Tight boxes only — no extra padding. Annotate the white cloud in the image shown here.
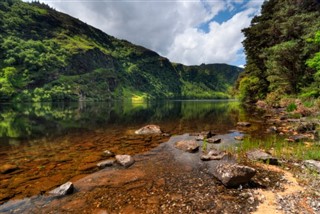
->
[25,0,264,66]
[167,7,260,65]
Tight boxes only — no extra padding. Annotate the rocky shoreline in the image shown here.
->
[1,120,319,213]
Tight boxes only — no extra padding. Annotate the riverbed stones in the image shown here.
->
[97,159,115,169]
[267,126,278,133]
[234,136,244,141]
[286,135,309,142]
[212,163,256,187]
[201,150,227,161]
[115,155,135,167]
[296,122,316,133]
[191,131,214,141]
[135,125,162,135]
[246,150,279,165]
[207,138,221,144]
[174,140,199,153]
[304,160,320,173]
[49,181,74,196]
[237,122,251,127]
[102,150,115,158]
[0,164,19,174]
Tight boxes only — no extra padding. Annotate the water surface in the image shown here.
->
[0,100,265,203]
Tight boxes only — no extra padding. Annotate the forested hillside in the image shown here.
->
[238,0,320,104]
[0,0,242,102]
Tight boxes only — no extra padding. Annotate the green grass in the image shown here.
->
[202,138,208,152]
[226,136,320,161]
[286,103,297,112]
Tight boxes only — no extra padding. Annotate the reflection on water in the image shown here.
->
[0,100,246,145]
[0,100,263,203]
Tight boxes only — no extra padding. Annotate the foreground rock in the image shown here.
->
[174,140,199,153]
[97,160,115,169]
[135,125,162,135]
[49,182,74,196]
[304,160,320,173]
[247,150,279,165]
[201,150,228,161]
[115,155,135,167]
[212,163,256,187]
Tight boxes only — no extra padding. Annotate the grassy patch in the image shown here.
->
[286,103,297,112]
[226,136,320,161]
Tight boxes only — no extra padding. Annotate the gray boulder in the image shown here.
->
[115,155,135,167]
[49,182,74,196]
[212,163,256,187]
[174,140,199,153]
[135,125,162,135]
[246,150,279,165]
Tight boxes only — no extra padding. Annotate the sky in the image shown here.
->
[25,0,265,67]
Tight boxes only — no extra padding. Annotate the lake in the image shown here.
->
[0,100,267,204]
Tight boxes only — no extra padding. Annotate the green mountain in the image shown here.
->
[0,0,242,102]
[237,0,320,103]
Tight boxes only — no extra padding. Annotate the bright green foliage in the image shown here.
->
[0,0,243,102]
[239,0,320,102]
[286,103,297,112]
[304,31,320,97]
[238,76,260,102]
[265,41,304,94]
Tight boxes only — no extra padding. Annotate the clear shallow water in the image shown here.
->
[0,100,265,203]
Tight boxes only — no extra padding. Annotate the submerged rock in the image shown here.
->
[97,159,115,169]
[304,160,320,173]
[102,150,115,158]
[116,155,135,167]
[135,125,162,135]
[49,182,74,196]
[0,164,19,174]
[174,140,199,153]
[246,150,279,165]
[237,122,251,127]
[212,163,256,187]
[201,150,228,161]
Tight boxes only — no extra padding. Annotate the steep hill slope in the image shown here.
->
[0,0,242,102]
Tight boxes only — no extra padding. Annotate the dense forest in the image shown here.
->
[238,0,320,104]
[0,0,242,102]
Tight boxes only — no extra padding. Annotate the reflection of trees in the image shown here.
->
[0,101,245,142]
